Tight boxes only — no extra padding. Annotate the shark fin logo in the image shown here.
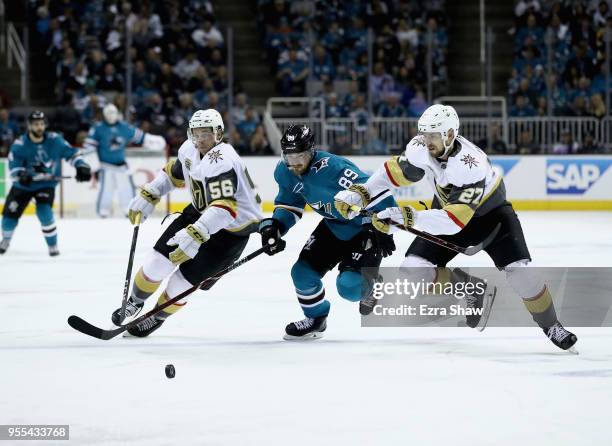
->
[311,157,330,173]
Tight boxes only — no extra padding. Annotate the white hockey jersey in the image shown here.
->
[366,135,505,235]
[164,140,263,236]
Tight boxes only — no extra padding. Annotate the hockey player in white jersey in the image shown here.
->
[334,104,578,351]
[112,109,263,337]
[84,103,166,218]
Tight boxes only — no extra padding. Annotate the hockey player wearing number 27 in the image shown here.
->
[112,109,262,337]
[259,124,397,340]
[334,104,578,352]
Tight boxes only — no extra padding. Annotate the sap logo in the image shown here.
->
[491,158,519,176]
[546,159,612,194]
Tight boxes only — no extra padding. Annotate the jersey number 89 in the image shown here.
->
[338,169,358,189]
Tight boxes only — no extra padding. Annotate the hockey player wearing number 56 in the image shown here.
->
[259,124,397,340]
[334,104,578,352]
[111,109,262,337]
[84,104,167,218]
[0,111,91,256]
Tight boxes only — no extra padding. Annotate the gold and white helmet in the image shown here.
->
[418,104,460,154]
[188,109,224,144]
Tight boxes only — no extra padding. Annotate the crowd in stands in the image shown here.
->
[26,0,271,155]
[3,1,612,158]
[257,0,448,123]
[509,0,611,119]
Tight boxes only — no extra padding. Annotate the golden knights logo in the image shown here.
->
[207,149,223,164]
[461,154,478,169]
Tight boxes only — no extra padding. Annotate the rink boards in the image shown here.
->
[1,154,612,215]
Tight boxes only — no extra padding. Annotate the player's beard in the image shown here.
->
[30,129,44,141]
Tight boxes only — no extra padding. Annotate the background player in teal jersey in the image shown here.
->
[0,111,91,256]
[259,124,396,340]
[84,104,166,218]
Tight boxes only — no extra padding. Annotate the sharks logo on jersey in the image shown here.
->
[311,157,330,173]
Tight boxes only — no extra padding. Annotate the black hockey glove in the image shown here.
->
[363,223,396,258]
[75,164,92,182]
[259,218,286,256]
[18,170,33,187]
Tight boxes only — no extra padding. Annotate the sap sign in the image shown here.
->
[546,159,612,194]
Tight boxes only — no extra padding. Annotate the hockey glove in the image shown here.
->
[258,218,286,256]
[75,164,92,182]
[372,206,415,234]
[128,184,161,224]
[334,184,371,219]
[18,171,33,187]
[362,224,396,258]
[167,222,210,265]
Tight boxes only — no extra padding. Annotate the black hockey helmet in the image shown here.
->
[280,124,316,174]
[28,110,46,123]
[280,124,315,155]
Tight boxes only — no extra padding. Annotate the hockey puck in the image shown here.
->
[165,364,175,379]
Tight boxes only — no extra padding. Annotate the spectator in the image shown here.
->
[0,108,19,155]
[248,125,273,155]
[377,93,405,117]
[577,132,605,153]
[173,51,203,82]
[192,19,224,49]
[276,48,309,96]
[97,63,124,91]
[516,129,540,154]
[589,93,606,118]
[478,124,510,154]
[360,125,388,155]
[329,130,353,155]
[552,130,579,154]
[510,95,537,116]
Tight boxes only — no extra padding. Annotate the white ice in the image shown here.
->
[1,211,612,446]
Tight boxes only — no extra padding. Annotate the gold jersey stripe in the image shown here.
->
[210,198,238,217]
[163,159,185,187]
[477,174,502,209]
[384,157,414,187]
[442,203,475,227]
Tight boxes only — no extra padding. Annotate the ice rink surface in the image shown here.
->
[2,211,612,445]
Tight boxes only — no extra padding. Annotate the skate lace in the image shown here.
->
[547,323,568,341]
[125,301,141,316]
[294,318,314,330]
[464,294,477,307]
[137,317,158,331]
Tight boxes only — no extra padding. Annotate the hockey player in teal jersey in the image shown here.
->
[84,104,166,217]
[259,124,397,340]
[0,111,91,256]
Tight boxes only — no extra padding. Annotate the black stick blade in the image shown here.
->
[67,315,123,340]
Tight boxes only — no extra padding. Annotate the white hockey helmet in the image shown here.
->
[103,103,120,125]
[418,104,460,153]
[188,109,224,144]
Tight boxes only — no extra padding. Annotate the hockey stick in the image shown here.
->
[352,205,501,256]
[67,245,268,340]
[118,212,142,323]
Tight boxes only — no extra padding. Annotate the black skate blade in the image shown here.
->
[476,286,497,333]
[283,332,325,341]
[567,346,579,355]
[67,315,122,340]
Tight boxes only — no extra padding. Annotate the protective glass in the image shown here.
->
[282,151,311,167]
[420,132,443,144]
[190,127,215,145]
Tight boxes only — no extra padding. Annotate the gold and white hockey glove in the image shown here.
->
[372,206,415,234]
[334,184,371,219]
[167,222,210,265]
[128,184,161,224]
